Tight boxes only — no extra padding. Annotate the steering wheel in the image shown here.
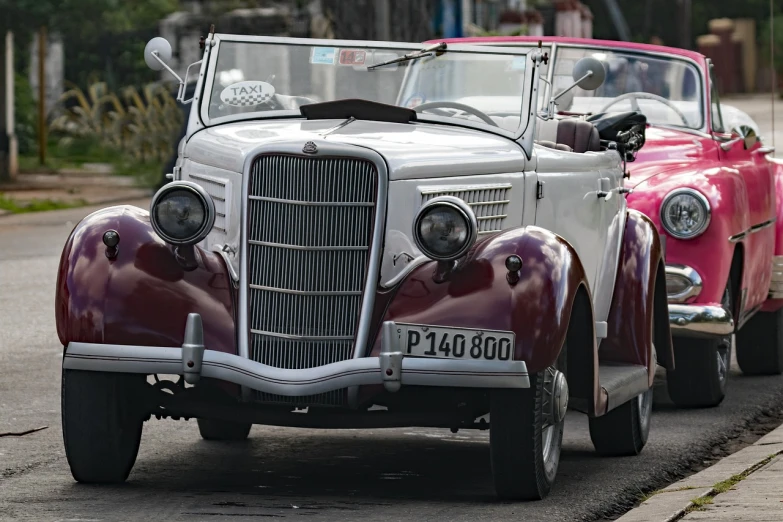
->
[599,92,690,127]
[414,101,499,127]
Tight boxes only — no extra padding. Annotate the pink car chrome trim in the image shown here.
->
[669,304,734,338]
[729,217,776,243]
[769,256,783,299]
[665,264,703,303]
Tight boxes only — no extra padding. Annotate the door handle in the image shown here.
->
[597,177,613,200]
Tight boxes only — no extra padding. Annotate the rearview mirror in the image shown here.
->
[572,57,606,91]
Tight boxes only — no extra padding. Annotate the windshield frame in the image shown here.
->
[198,34,538,142]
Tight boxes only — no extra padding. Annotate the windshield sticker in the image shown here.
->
[404,94,426,109]
[338,49,367,66]
[220,80,275,107]
[311,47,337,65]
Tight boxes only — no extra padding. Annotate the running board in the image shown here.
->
[599,363,649,413]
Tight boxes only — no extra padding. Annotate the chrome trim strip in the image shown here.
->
[728,217,776,242]
[665,264,703,302]
[63,342,530,395]
[382,255,430,288]
[249,284,362,296]
[751,218,776,232]
[669,304,734,337]
[250,329,354,341]
[249,195,374,207]
[213,245,239,282]
[247,240,368,251]
[239,142,389,375]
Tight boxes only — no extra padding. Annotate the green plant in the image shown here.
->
[50,80,181,167]
[13,73,37,155]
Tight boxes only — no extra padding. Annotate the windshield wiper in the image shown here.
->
[367,42,447,70]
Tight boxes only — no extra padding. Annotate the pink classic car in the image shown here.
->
[436,36,783,408]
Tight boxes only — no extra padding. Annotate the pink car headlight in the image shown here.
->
[660,188,711,239]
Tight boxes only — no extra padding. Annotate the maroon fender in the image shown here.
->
[55,205,237,354]
[369,226,593,374]
[601,210,674,384]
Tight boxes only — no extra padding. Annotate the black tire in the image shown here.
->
[589,388,652,456]
[666,285,732,408]
[62,369,146,483]
[736,308,783,375]
[490,368,565,501]
[197,418,252,441]
[666,336,730,407]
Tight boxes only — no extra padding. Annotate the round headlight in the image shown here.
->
[413,196,478,261]
[660,188,711,239]
[150,181,215,246]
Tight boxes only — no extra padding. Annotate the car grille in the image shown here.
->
[245,155,378,385]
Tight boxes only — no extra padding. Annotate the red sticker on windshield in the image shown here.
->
[338,49,367,66]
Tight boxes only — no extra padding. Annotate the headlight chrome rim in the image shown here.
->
[413,195,478,261]
[660,188,711,240]
[150,181,216,246]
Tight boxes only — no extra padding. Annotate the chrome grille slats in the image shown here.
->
[421,183,512,235]
[246,154,378,385]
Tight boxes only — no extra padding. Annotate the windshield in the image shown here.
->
[203,37,533,136]
[551,48,704,130]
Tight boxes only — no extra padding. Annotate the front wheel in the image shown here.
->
[62,369,146,483]
[735,308,783,375]
[589,388,652,456]
[666,335,730,407]
[490,366,567,500]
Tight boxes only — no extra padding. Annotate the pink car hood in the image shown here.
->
[626,126,718,189]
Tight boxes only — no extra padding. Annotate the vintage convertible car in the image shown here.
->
[56,34,673,500]
[446,36,783,408]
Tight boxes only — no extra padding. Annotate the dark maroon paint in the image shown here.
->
[56,205,237,354]
[600,210,674,383]
[369,227,589,373]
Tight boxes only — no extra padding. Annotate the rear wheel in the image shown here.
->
[589,388,652,456]
[490,362,567,500]
[667,286,732,408]
[736,308,783,375]
[197,418,252,441]
[62,369,146,483]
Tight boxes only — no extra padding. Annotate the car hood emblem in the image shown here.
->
[303,141,318,154]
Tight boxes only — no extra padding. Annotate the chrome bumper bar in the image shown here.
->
[669,304,735,338]
[62,315,530,395]
[769,256,783,299]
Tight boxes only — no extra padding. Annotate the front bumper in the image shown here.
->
[669,304,734,338]
[62,315,530,396]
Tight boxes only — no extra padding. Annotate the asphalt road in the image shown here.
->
[2,201,783,522]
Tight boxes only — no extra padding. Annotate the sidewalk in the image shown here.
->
[618,422,783,521]
[0,164,153,217]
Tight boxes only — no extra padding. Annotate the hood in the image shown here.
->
[626,126,718,188]
[184,119,527,180]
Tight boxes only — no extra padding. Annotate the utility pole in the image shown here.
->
[37,26,47,166]
[0,31,15,182]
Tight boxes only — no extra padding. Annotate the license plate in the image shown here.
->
[396,323,515,361]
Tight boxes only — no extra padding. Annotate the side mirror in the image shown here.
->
[144,37,173,71]
[735,125,759,150]
[540,56,607,120]
[572,57,606,91]
[144,37,202,105]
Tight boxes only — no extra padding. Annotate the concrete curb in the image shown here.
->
[616,423,783,522]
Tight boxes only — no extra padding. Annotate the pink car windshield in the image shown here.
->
[551,47,704,130]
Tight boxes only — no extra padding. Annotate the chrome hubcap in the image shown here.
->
[637,388,653,434]
[542,366,568,465]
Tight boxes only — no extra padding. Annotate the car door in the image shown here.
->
[534,152,622,324]
[711,81,775,312]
